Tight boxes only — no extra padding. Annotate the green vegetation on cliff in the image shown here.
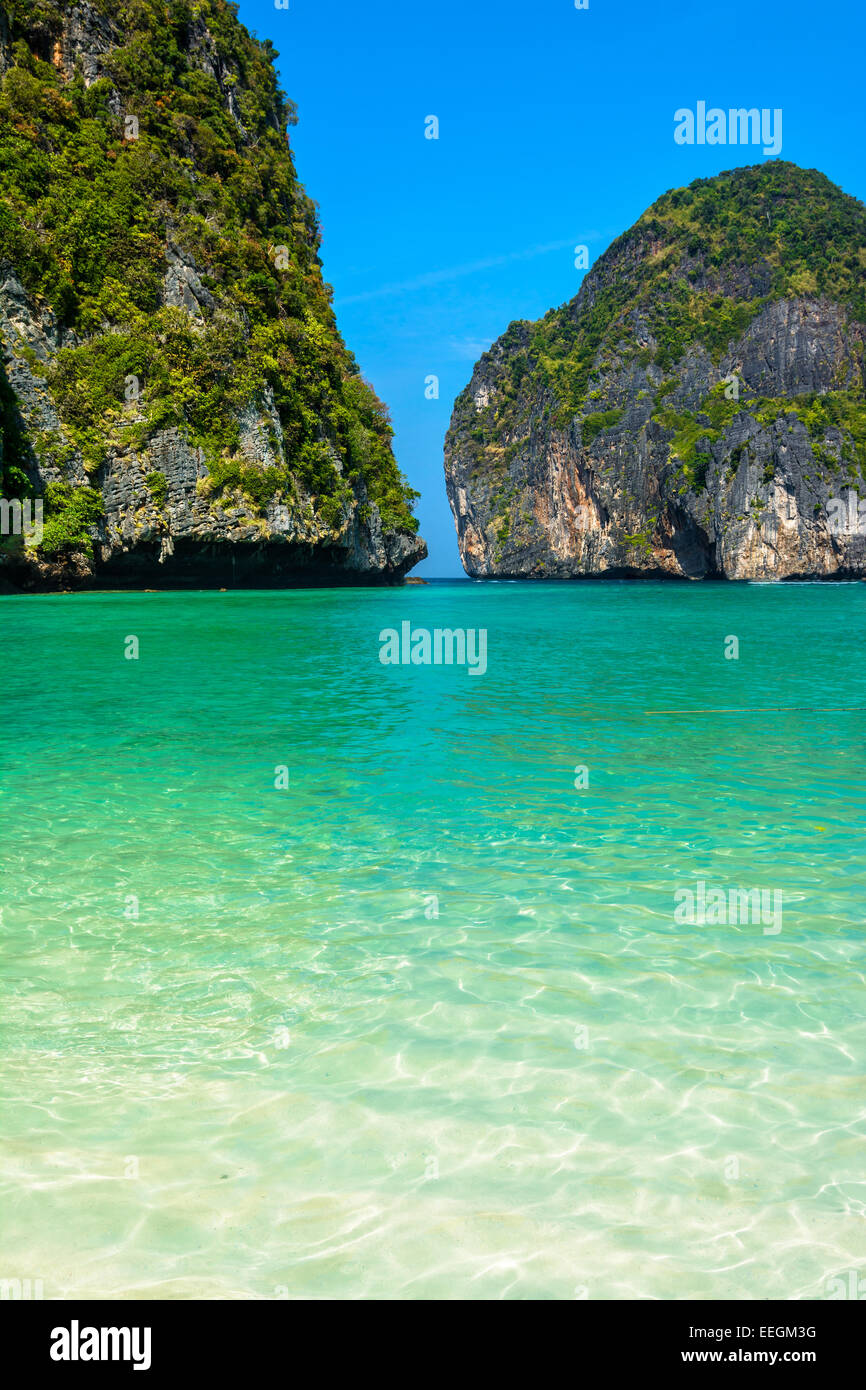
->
[653,382,866,490]
[0,0,419,535]
[462,163,866,449]
[40,480,104,556]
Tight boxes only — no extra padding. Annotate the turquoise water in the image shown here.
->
[1,580,865,1300]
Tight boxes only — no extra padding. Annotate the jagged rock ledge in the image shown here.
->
[1,534,425,594]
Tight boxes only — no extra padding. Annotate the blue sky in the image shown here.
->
[237,0,866,575]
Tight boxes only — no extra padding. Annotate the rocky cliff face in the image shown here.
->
[445,163,866,580]
[0,1,424,590]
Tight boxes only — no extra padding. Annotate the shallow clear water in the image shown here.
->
[1,580,865,1300]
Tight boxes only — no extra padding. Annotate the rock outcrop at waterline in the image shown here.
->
[445,163,866,580]
[0,1,424,591]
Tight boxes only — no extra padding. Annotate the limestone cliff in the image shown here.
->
[445,163,866,580]
[0,0,424,590]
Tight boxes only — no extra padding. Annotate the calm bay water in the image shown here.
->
[1,580,864,1300]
